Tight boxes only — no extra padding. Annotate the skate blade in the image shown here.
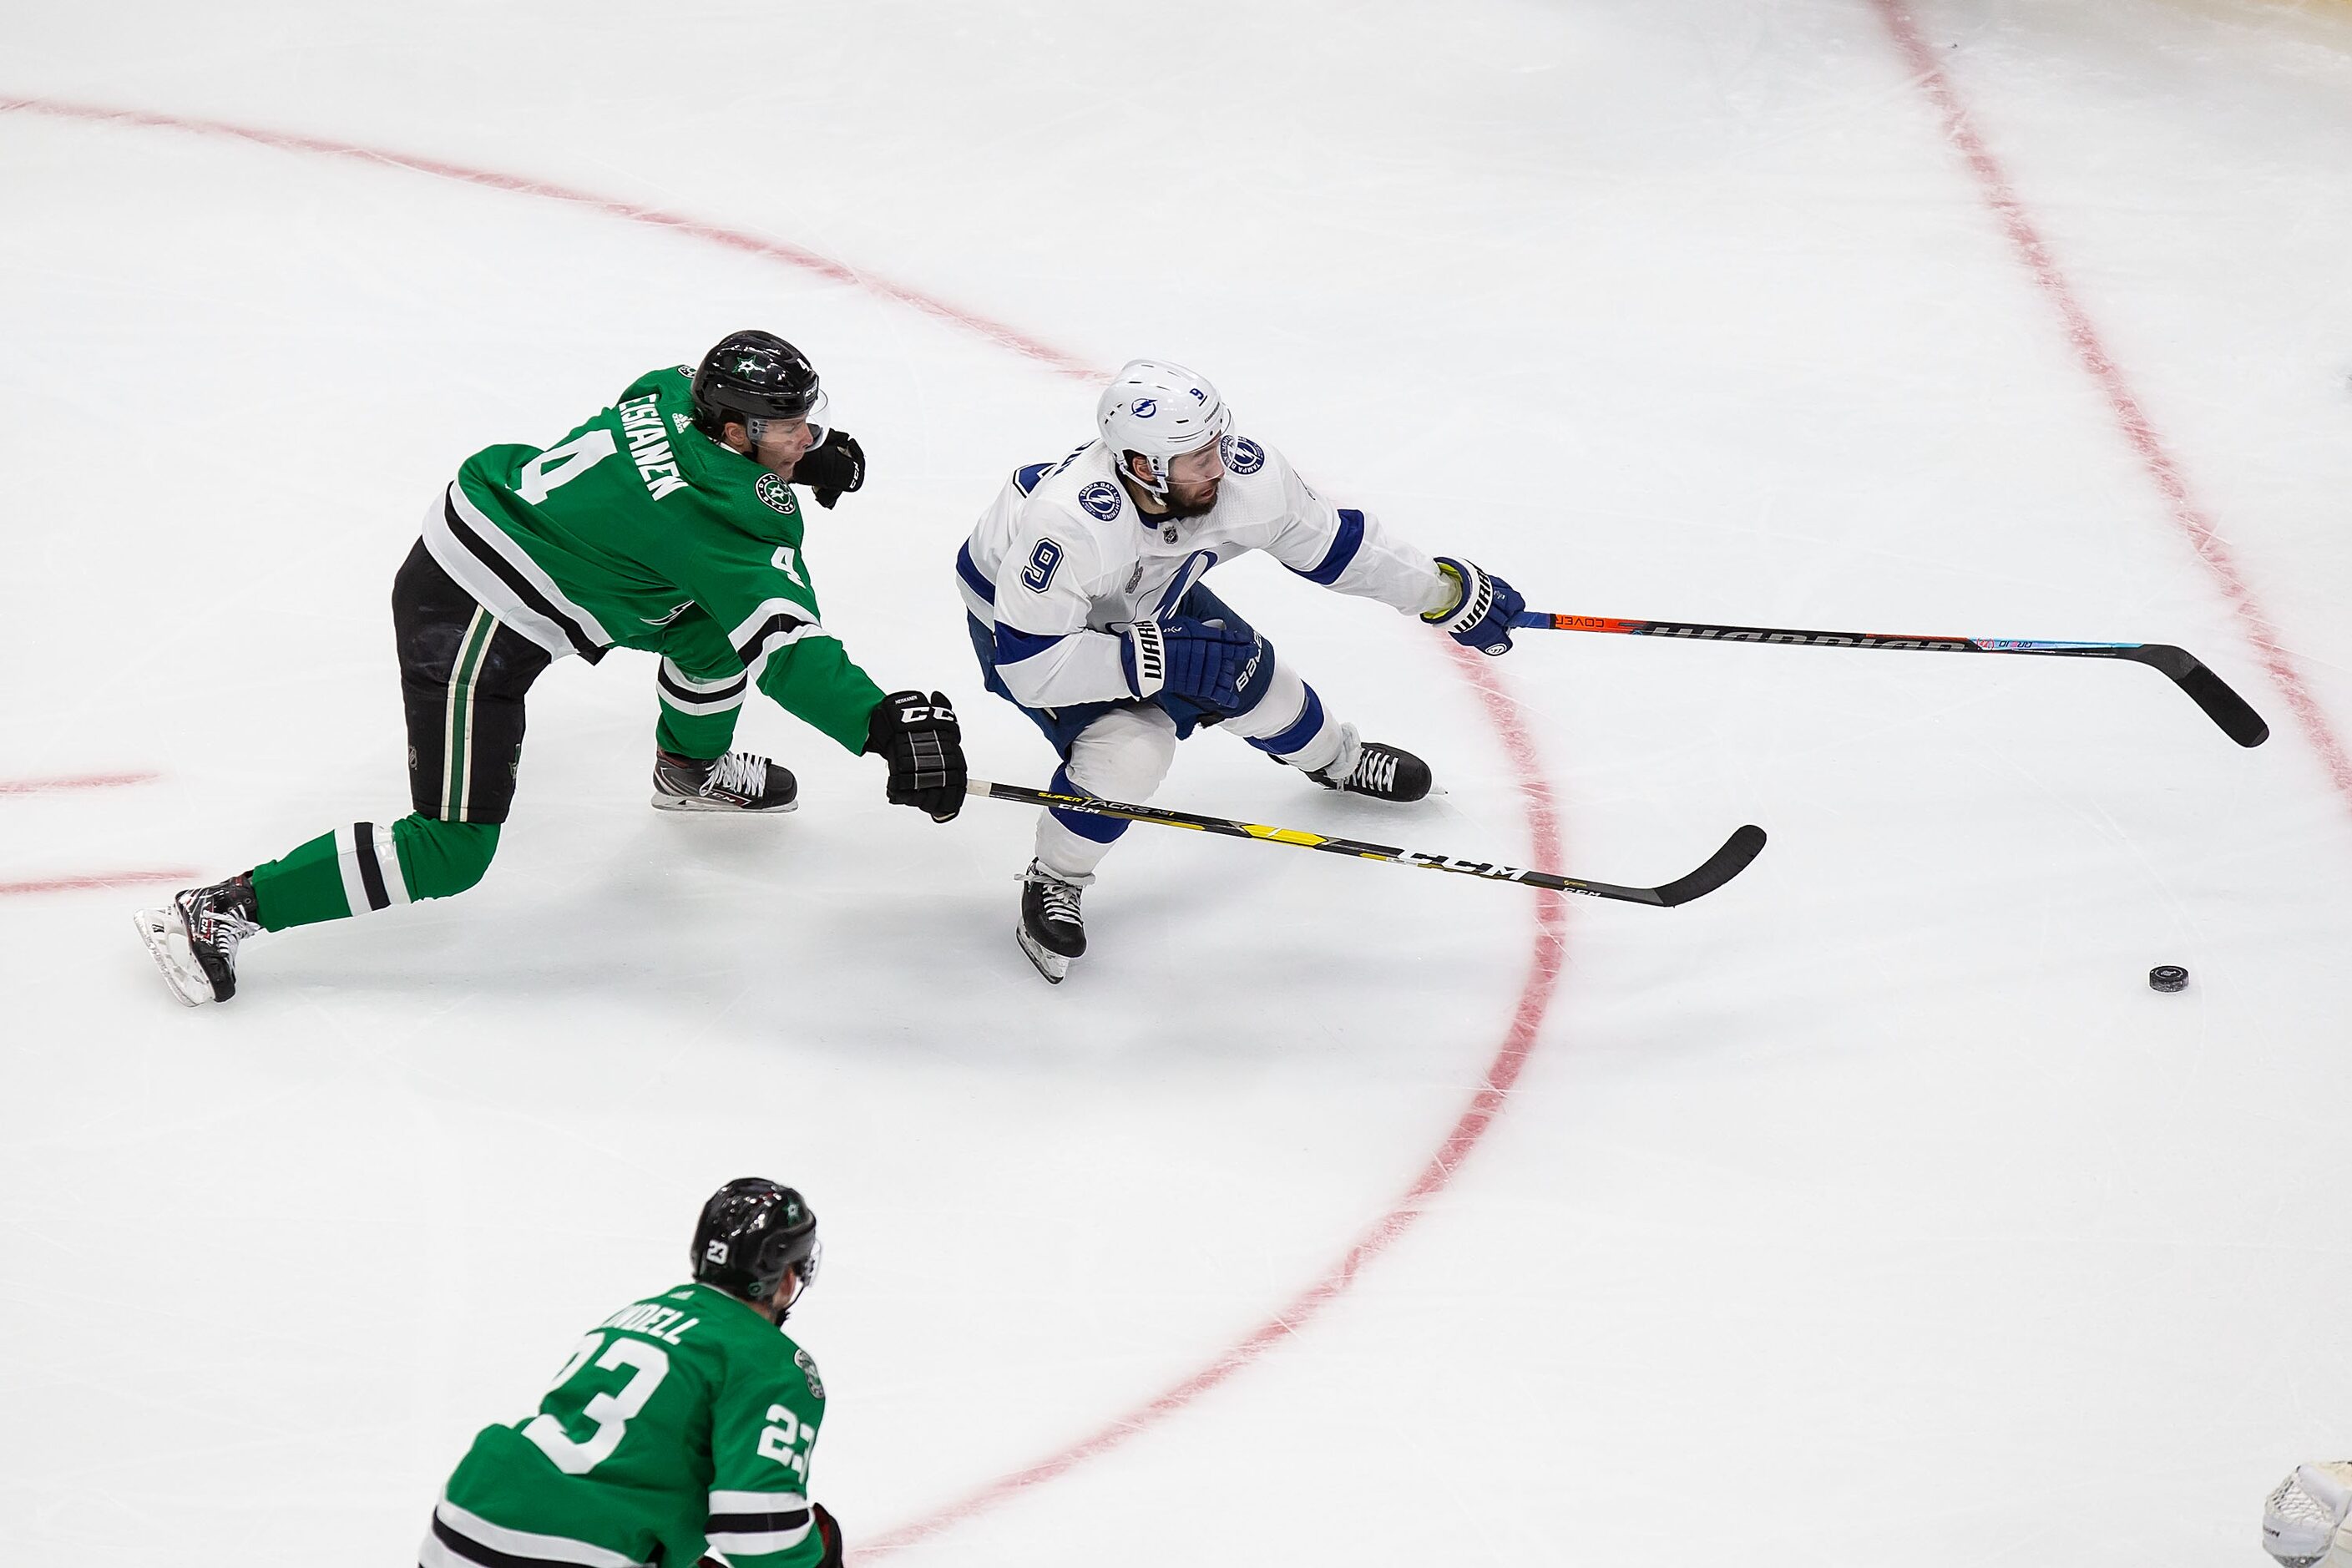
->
[131,908,211,1006]
[650,792,799,814]
[1015,924,1070,985]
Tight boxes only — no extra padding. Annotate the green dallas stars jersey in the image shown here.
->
[426,1282,829,1568]
[420,365,886,754]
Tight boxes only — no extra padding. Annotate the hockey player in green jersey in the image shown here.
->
[422,1177,841,1568]
[135,331,967,1005]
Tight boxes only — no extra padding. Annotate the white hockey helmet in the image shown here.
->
[1097,359,1232,498]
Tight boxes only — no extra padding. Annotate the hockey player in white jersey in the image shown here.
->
[957,359,1525,982]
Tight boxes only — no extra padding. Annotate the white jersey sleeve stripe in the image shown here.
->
[708,1489,812,1511]
[425,484,615,660]
[427,1497,650,1568]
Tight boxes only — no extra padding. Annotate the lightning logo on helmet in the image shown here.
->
[1132,398,1158,418]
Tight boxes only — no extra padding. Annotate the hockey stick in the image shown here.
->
[968,779,1766,908]
[1510,612,2269,747]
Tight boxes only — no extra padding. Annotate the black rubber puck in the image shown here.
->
[2148,964,2188,993]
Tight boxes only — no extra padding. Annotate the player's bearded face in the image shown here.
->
[1159,442,1227,518]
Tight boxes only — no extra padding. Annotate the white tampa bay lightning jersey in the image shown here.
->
[956,434,1454,710]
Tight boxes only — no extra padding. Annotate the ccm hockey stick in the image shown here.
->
[968,779,1767,908]
[1510,612,2269,747]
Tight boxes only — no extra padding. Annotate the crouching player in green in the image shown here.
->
[423,1178,840,1568]
[135,330,966,1005]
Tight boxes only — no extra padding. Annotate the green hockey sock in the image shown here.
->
[250,817,501,931]
[655,704,741,761]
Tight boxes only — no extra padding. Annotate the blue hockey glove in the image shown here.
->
[1424,557,1525,656]
[1122,616,1262,712]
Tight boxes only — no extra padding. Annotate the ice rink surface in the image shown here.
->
[5,1,2352,1562]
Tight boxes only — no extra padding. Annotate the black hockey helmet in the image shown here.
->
[692,1177,820,1307]
[692,330,822,438]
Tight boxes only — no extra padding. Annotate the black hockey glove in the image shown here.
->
[812,1502,844,1568]
[865,690,966,821]
[795,430,866,509]
[1424,556,1525,657]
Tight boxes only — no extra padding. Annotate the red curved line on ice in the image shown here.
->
[0,94,1571,1546]
[867,649,1563,1552]
[0,771,159,794]
[2,870,196,896]
[0,96,1099,384]
[1869,1,2352,805]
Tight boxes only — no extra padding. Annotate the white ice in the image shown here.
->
[5,2,2352,1563]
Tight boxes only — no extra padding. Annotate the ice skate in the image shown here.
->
[651,749,798,812]
[133,875,261,1006]
[1017,860,1086,984]
[1310,726,1433,802]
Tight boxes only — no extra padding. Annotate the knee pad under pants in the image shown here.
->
[394,540,551,823]
[1036,706,1181,878]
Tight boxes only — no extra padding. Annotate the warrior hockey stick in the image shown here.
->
[1510,612,2269,747]
[968,779,1766,908]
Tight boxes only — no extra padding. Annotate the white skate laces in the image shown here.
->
[702,751,767,800]
[1023,864,1084,926]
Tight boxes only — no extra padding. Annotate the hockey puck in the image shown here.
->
[2148,964,2188,994]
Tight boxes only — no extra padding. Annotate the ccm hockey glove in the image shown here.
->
[1122,616,1263,713]
[865,690,966,821]
[795,430,866,509]
[1424,556,1525,656]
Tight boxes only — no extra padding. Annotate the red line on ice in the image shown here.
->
[0,771,159,794]
[0,94,1573,1545]
[1868,0,2352,807]
[0,96,1099,384]
[866,648,1565,1555]
[1,870,195,896]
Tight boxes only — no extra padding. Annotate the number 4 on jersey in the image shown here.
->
[518,429,620,504]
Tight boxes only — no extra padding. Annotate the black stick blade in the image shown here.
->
[1651,824,1768,907]
[2119,645,2269,747]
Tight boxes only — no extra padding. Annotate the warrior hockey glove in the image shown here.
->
[1122,616,1263,713]
[795,430,866,509]
[865,690,966,821]
[1424,556,1525,656]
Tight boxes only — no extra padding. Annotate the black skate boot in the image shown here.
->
[133,874,262,1006]
[1311,726,1433,802]
[651,750,798,813]
[1017,860,1086,984]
